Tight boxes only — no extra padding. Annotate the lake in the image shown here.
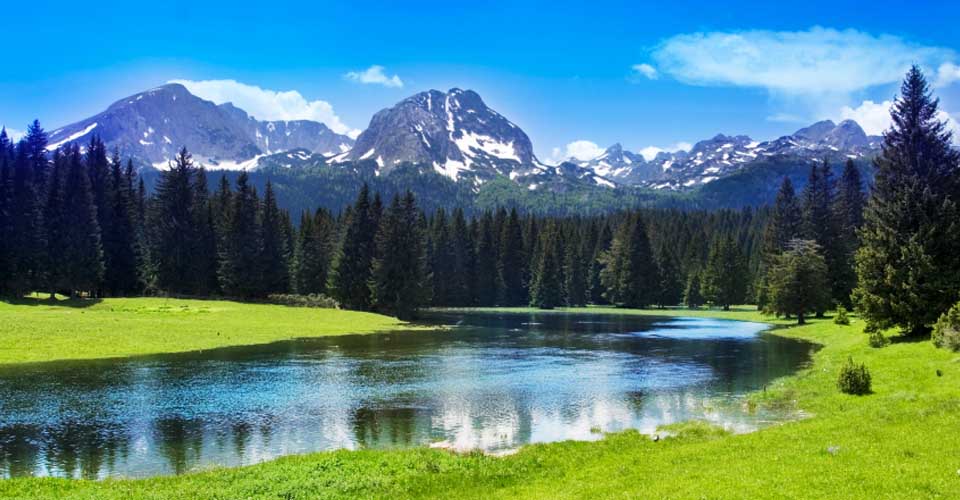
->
[0,311,814,479]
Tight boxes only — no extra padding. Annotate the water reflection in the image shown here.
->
[0,312,814,478]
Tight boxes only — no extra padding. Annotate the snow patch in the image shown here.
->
[46,122,98,151]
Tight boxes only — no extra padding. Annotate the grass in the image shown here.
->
[2,306,960,498]
[0,295,414,365]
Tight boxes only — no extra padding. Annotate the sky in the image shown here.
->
[2,0,960,162]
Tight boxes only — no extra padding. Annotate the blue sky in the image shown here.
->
[2,0,959,161]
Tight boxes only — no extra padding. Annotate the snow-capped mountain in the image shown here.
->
[333,88,547,183]
[45,84,354,169]
[574,119,880,190]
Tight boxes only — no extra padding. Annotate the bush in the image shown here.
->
[837,357,872,395]
[932,302,960,352]
[834,306,850,325]
[868,330,889,348]
[266,293,340,309]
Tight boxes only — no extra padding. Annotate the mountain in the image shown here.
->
[46,83,354,168]
[572,119,880,190]
[331,88,542,183]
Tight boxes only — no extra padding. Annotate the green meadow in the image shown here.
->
[1,302,958,499]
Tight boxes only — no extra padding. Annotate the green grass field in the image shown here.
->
[0,296,413,365]
[1,304,959,499]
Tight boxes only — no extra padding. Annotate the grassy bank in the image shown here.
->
[2,307,959,498]
[0,296,412,365]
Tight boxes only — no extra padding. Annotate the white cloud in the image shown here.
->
[169,79,359,137]
[344,65,404,88]
[652,27,954,96]
[839,99,960,142]
[935,62,960,88]
[1,126,24,141]
[639,142,692,161]
[560,140,607,161]
[631,63,658,80]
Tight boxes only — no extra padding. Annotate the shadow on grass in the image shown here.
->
[2,295,102,309]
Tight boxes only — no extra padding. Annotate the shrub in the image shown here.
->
[834,306,850,325]
[868,330,889,348]
[837,357,872,395]
[266,293,340,309]
[932,302,960,352]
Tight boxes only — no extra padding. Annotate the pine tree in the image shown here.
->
[498,208,526,306]
[588,222,612,304]
[448,207,476,306]
[192,168,219,295]
[764,239,831,324]
[293,209,333,295]
[474,211,500,306]
[369,191,429,319]
[101,151,139,296]
[762,177,802,260]
[218,171,261,298]
[0,133,14,295]
[702,235,748,310]
[258,181,290,295]
[330,184,379,310]
[428,208,454,306]
[854,66,960,335]
[600,213,659,308]
[59,145,104,295]
[148,147,201,295]
[683,270,704,309]
[801,161,843,309]
[43,151,67,295]
[833,159,865,308]
[529,222,563,309]
[656,251,683,308]
[10,137,45,295]
[564,225,587,306]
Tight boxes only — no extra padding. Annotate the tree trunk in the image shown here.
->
[798,312,806,325]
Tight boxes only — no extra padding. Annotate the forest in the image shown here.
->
[1,66,959,341]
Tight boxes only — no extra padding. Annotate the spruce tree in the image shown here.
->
[588,222,612,304]
[59,145,104,295]
[101,151,139,296]
[192,168,219,295]
[832,159,865,308]
[448,207,476,306]
[148,147,201,295]
[702,235,748,310]
[10,138,45,295]
[762,177,802,260]
[293,209,333,295]
[218,171,261,298]
[683,271,704,309]
[854,66,960,335]
[369,191,429,319]
[600,213,659,308]
[764,239,831,324]
[428,208,454,306]
[529,222,563,309]
[258,181,290,295]
[564,225,587,306]
[801,161,843,309]
[0,135,13,295]
[656,251,683,308]
[330,184,379,310]
[474,211,500,306]
[43,151,67,295]
[495,208,524,306]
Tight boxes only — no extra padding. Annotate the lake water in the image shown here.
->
[0,311,814,479]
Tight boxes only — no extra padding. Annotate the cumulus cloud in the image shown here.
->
[169,79,359,137]
[639,142,692,162]
[631,63,658,80]
[935,62,960,88]
[553,140,607,162]
[652,27,954,97]
[839,99,960,141]
[344,65,404,88]
[0,126,24,141]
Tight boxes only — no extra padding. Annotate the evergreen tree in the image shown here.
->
[10,138,45,295]
[43,151,67,295]
[148,147,201,295]
[330,184,379,310]
[683,271,704,309]
[0,134,14,295]
[59,145,104,295]
[24,120,48,186]
[762,177,802,260]
[474,211,500,306]
[588,222,612,304]
[702,235,748,310]
[833,159,865,308]
[258,181,290,295]
[448,207,476,306]
[529,222,563,309]
[192,168,219,295]
[563,226,587,306]
[101,151,139,296]
[293,209,333,295]
[369,191,429,319]
[428,208,454,306]
[218,171,261,298]
[498,208,526,306]
[656,251,683,308]
[801,161,843,309]
[855,66,960,335]
[764,239,831,324]
[600,213,659,308]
